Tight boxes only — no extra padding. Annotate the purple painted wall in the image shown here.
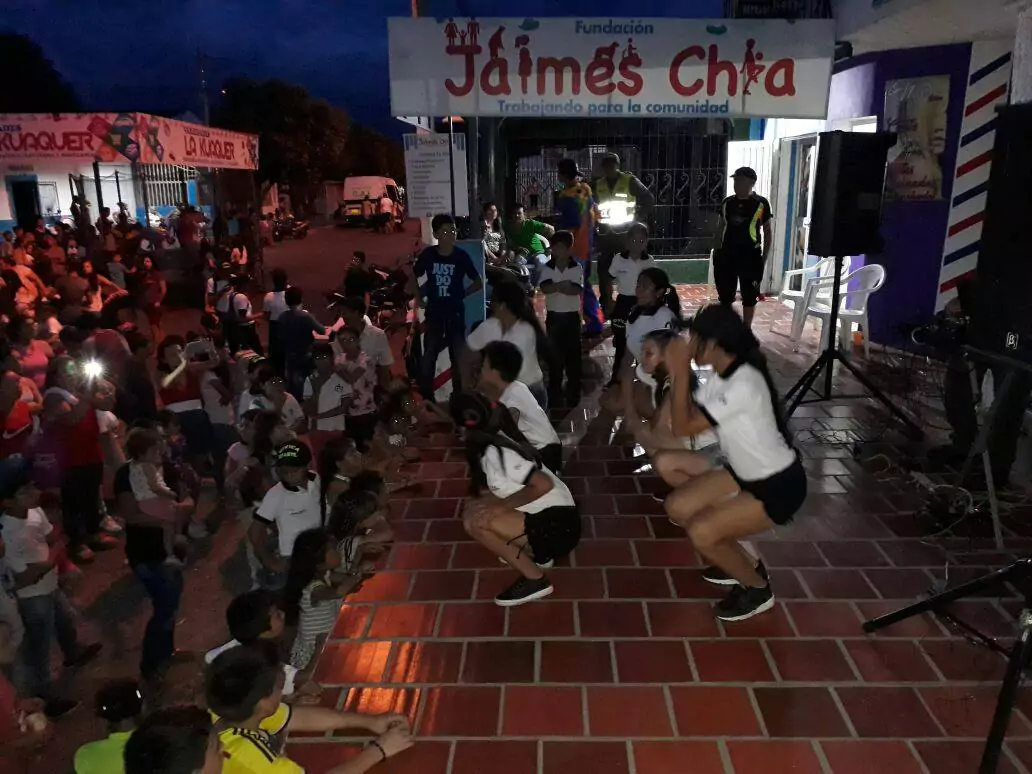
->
[827,43,972,346]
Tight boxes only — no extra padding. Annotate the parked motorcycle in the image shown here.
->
[272,216,310,241]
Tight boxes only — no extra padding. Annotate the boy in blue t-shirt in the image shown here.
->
[413,213,483,399]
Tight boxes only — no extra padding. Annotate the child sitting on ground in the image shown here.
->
[206,641,413,773]
[73,679,143,774]
[317,436,366,522]
[285,528,363,671]
[204,589,320,703]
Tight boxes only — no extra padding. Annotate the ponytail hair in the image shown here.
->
[491,281,554,363]
[628,267,683,325]
[689,304,792,444]
[451,391,541,496]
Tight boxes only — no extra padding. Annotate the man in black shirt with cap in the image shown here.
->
[715,167,773,329]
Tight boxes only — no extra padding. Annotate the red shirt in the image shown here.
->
[159,372,201,406]
[0,401,33,458]
[64,406,103,467]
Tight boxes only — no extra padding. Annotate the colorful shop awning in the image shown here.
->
[0,112,259,170]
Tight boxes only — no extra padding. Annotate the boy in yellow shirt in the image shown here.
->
[206,641,413,773]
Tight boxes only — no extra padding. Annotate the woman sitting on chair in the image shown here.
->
[662,305,806,622]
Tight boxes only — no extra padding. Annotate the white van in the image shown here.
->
[334,176,403,227]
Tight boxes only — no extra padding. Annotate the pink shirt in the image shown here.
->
[13,340,52,390]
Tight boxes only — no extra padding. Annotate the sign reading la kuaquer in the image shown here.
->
[0,112,259,170]
[389,17,835,119]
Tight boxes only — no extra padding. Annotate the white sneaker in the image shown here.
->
[100,516,123,534]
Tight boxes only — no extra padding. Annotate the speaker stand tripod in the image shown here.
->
[863,559,1032,774]
[783,255,923,439]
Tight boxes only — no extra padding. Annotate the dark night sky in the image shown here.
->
[4,0,722,135]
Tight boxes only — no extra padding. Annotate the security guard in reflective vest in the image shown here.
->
[593,152,655,317]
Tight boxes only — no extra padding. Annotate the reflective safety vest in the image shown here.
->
[595,173,636,227]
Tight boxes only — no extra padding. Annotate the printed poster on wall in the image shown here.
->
[883,75,950,201]
[388,17,835,119]
[403,132,470,218]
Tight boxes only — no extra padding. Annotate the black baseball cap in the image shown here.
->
[731,167,758,182]
[275,442,312,468]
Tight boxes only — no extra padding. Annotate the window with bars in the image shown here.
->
[141,163,198,208]
[504,118,730,260]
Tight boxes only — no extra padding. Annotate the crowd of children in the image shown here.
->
[0,194,814,770]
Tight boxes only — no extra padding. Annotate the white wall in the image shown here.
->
[0,161,137,224]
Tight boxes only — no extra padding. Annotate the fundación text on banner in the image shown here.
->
[388,17,835,120]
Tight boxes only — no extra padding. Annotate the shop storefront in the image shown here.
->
[0,112,259,231]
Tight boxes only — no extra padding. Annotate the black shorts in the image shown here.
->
[540,443,563,475]
[525,504,581,562]
[714,248,764,307]
[727,457,806,525]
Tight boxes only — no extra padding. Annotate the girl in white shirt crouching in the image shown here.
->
[454,392,580,608]
[663,305,806,623]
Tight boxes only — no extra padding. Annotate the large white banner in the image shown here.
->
[389,17,835,119]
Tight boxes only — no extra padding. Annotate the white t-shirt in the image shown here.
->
[357,325,394,369]
[608,254,656,296]
[500,380,559,451]
[96,409,120,434]
[467,318,544,387]
[539,263,583,314]
[250,393,305,428]
[481,445,574,514]
[263,290,289,322]
[0,508,58,598]
[255,475,323,556]
[216,290,250,316]
[201,371,234,426]
[205,639,298,696]
[303,373,352,431]
[695,362,796,481]
[625,306,677,361]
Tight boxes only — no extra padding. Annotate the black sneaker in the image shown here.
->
[714,584,775,622]
[44,698,80,720]
[64,642,102,668]
[494,576,554,607]
[701,560,768,587]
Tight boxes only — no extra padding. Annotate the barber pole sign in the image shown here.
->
[935,40,1013,311]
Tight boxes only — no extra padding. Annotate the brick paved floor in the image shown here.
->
[284,291,1032,774]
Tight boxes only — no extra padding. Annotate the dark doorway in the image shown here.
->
[10,180,41,228]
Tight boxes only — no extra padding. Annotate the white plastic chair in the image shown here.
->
[796,263,886,357]
[771,256,850,335]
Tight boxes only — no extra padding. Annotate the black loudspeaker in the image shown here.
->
[808,131,896,257]
[969,103,1032,359]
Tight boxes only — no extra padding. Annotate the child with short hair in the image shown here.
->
[248,443,322,590]
[73,679,144,774]
[538,229,583,406]
[204,589,319,702]
[0,461,101,718]
[123,705,221,774]
[479,340,564,474]
[206,641,412,772]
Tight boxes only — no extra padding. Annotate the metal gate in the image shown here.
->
[503,118,729,260]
